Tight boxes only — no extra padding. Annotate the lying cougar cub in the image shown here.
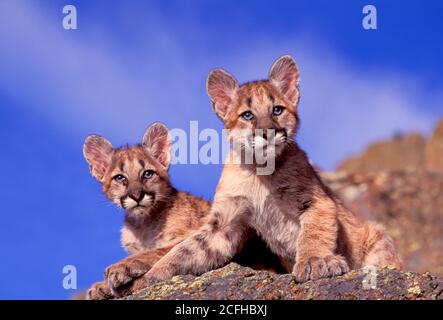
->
[140,55,402,284]
[83,123,211,299]
[83,123,283,299]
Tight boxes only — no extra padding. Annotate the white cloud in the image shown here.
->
[0,1,207,144]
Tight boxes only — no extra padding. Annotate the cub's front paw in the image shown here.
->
[86,281,114,300]
[105,258,149,289]
[293,255,349,283]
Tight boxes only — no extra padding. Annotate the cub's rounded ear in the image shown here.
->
[269,55,300,105]
[206,68,239,119]
[83,135,114,182]
[142,122,171,169]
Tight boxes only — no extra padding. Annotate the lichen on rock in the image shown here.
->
[122,263,443,300]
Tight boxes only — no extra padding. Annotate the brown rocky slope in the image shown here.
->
[330,117,443,276]
[338,118,443,174]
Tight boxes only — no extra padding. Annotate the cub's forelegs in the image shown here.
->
[144,198,249,282]
[105,244,178,290]
[293,199,349,282]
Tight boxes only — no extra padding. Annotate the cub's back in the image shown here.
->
[163,191,211,235]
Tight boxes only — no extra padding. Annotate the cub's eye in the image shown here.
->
[273,106,284,116]
[241,111,254,121]
[113,174,127,184]
[143,170,155,180]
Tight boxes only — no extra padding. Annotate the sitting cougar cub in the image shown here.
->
[139,55,402,285]
[83,123,283,299]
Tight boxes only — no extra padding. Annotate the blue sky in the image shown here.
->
[0,0,442,299]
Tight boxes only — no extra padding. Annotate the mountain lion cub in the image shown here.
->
[139,55,401,285]
[83,123,211,299]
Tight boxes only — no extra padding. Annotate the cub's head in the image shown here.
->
[83,122,173,219]
[206,55,300,158]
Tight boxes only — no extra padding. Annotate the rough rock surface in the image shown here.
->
[123,263,443,300]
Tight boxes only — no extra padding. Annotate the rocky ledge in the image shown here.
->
[122,263,443,300]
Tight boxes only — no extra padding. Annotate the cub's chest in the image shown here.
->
[270,183,313,216]
[246,178,311,219]
[120,223,166,255]
[245,182,303,257]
